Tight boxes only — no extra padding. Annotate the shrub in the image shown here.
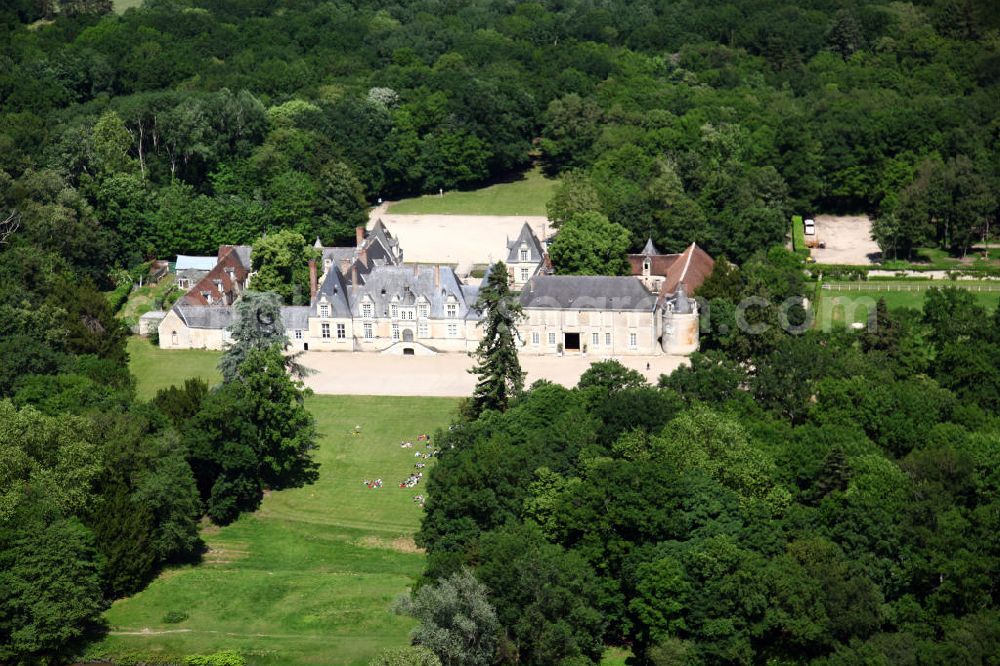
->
[791,215,809,257]
[369,646,441,666]
[184,650,245,666]
[162,610,188,624]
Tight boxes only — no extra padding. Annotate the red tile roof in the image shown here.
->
[628,253,680,276]
[180,245,251,307]
[657,243,715,302]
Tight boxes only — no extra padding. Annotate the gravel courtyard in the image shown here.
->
[301,352,689,397]
[371,205,549,270]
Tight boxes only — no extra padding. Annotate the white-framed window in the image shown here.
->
[363,322,373,339]
[178,278,189,288]
[362,302,373,318]
[606,332,612,346]
[548,332,556,346]
[319,303,330,318]
[592,332,599,346]
[390,304,398,319]
[321,323,330,339]
[392,324,400,340]
[532,332,540,345]
[520,248,528,262]
[447,323,458,338]
[418,322,429,337]
[418,303,429,318]
[295,329,303,340]
[336,323,346,339]
[520,268,529,282]
[446,303,457,318]
[629,332,637,348]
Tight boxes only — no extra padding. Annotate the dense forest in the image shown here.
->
[416,256,1000,665]
[2,0,1000,268]
[3,0,1000,664]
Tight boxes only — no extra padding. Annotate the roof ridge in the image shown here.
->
[677,243,696,285]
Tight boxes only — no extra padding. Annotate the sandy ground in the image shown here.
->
[370,204,549,271]
[300,352,689,397]
[810,215,882,265]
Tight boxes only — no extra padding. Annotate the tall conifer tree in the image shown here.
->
[468,262,524,417]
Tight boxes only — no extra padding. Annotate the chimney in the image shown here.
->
[434,265,440,288]
[356,227,365,248]
[351,264,358,295]
[359,246,367,267]
[308,259,318,299]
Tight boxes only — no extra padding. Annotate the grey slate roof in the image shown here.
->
[520,276,658,311]
[323,247,356,268]
[640,238,661,256]
[370,219,399,251]
[231,245,252,268]
[172,305,236,329]
[462,285,481,320]
[506,222,544,264]
[281,306,310,330]
[313,266,353,318]
[673,284,692,314]
[170,304,309,331]
[352,265,470,319]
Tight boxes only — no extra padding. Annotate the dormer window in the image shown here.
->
[390,304,398,319]
[446,303,457,318]
[202,291,212,304]
[319,300,330,318]
[519,247,528,262]
[214,279,223,291]
[362,302,373,318]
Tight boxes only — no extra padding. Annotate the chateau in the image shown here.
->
[159,221,712,356]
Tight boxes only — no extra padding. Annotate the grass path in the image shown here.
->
[387,167,557,216]
[90,342,460,665]
[90,394,458,666]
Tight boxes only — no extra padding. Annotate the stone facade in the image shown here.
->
[505,222,548,289]
[158,221,713,357]
[518,275,661,355]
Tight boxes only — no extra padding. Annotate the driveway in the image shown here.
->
[809,215,881,265]
[300,352,689,397]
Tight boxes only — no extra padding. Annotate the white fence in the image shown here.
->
[822,282,1000,293]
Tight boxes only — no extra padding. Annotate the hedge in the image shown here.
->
[791,215,809,258]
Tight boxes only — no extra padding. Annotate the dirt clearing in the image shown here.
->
[810,214,881,265]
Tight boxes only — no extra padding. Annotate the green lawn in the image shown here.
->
[387,167,557,216]
[94,341,460,665]
[119,278,178,329]
[96,341,460,665]
[112,341,636,664]
[815,281,1000,328]
[127,337,222,400]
